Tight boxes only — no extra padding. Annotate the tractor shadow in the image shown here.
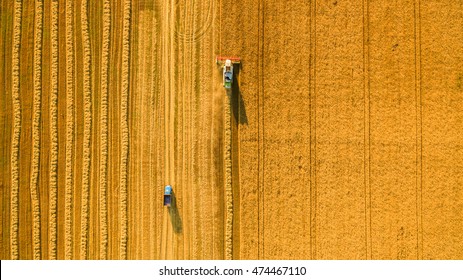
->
[229,65,248,125]
[168,192,183,233]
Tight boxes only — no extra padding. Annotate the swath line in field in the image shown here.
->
[119,0,131,260]
[224,86,233,260]
[30,0,44,260]
[49,0,59,260]
[414,0,423,260]
[10,0,23,260]
[99,0,111,260]
[65,0,75,260]
[362,0,372,260]
[80,0,93,259]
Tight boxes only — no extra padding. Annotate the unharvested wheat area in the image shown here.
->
[1,0,463,260]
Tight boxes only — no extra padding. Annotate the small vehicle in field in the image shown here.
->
[164,185,173,207]
[216,56,241,89]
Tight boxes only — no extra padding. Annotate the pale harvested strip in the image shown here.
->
[99,0,111,260]
[119,0,132,259]
[224,95,233,260]
[48,0,59,260]
[10,0,23,260]
[80,0,92,259]
[30,0,44,260]
[65,0,75,260]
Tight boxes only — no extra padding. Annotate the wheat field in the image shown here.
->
[0,0,462,259]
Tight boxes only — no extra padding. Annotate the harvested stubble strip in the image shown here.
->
[119,0,132,260]
[80,0,92,259]
[99,0,111,260]
[30,0,44,260]
[65,0,75,260]
[48,0,59,260]
[10,0,23,260]
[224,95,233,260]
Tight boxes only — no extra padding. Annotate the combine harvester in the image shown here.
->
[216,56,241,89]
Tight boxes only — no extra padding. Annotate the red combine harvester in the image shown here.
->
[216,56,241,89]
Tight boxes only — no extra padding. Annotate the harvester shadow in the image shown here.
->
[168,192,183,233]
[230,65,248,125]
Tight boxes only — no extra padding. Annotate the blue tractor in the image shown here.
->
[164,185,173,207]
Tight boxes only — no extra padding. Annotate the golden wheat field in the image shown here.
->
[1,0,463,260]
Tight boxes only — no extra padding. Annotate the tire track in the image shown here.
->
[180,0,190,259]
[185,0,200,259]
[30,0,44,260]
[160,0,174,260]
[49,0,59,260]
[137,5,148,257]
[362,0,372,260]
[80,0,93,259]
[10,0,23,260]
[148,6,159,257]
[151,2,162,260]
[188,0,199,259]
[65,0,75,260]
[99,0,111,260]
[257,0,265,259]
[156,0,167,259]
[167,0,176,259]
[414,0,423,260]
[119,0,131,260]
[309,0,317,261]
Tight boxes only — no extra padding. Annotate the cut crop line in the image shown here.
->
[99,0,111,260]
[414,0,423,260]
[49,0,59,260]
[309,0,317,260]
[224,89,233,260]
[119,0,132,260]
[65,0,75,260]
[10,0,23,260]
[30,0,44,260]
[362,0,372,260]
[80,0,93,259]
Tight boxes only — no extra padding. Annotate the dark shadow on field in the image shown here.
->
[168,192,183,233]
[229,65,248,125]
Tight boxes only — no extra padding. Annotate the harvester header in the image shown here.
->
[216,56,241,64]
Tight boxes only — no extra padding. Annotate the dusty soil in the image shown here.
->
[1,0,462,259]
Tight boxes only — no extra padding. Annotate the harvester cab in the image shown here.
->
[164,185,173,207]
[216,56,241,89]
